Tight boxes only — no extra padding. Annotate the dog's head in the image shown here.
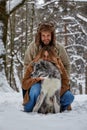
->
[31,60,49,78]
[31,60,61,80]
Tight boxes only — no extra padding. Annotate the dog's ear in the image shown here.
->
[40,59,44,64]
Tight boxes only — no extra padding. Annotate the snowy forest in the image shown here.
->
[0,0,87,95]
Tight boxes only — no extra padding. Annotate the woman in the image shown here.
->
[22,46,74,112]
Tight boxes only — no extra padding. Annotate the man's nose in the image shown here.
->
[44,36,48,39]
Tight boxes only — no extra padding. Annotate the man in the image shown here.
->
[23,22,74,112]
[24,22,70,76]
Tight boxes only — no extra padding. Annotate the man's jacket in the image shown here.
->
[24,41,71,76]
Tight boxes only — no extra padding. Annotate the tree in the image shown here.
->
[85,65,87,94]
[0,0,26,91]
[36,0,87,94]
[5,0,36,91]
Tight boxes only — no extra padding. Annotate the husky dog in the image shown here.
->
[31,60,61,114]
[31,60,61,79]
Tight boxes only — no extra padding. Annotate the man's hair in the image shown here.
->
[35,22,56,47]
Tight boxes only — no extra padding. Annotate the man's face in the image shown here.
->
[41,31,51,45]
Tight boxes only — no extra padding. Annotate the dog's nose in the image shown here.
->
[30,73,33,77]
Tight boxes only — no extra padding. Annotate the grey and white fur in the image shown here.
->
[31,60,61,114]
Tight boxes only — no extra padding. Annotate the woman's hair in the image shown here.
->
[40,46,57,58]
[35,22,56,47]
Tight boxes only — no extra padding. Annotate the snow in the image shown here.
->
[0,70,13,92]
[73,0,87,1]
[6,0,44,13]
[13,64,22,92]
[1,0,87,14]
[36,0,44,5]
[0,22,6,55]
[77,14,87,22]
[0,91,87,130]
[0,22,3,37]
[6,0,24,13]
[0,39,6,55]
[36,0,87,8]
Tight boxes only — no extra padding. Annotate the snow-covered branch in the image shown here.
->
[77,14,87,23]
[63,16,87,35]
[6,0,26,14]
[65,44,87,51]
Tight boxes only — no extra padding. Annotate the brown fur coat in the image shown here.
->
[22,55,70,105]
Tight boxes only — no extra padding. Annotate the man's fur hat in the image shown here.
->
[35,21,56,46]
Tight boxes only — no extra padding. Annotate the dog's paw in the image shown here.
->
[33,92,46,112]
[53,96,60,113]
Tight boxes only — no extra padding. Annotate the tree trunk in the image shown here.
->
[0,0,9,74]
[29,2,35,43]
[79,84,82,94]
[85,65,87,94]
[9,12,15,89]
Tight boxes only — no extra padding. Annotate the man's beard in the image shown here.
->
[40,40,53,47]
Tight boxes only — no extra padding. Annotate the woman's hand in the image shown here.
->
[39,77,44,80]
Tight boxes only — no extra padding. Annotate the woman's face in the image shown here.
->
[42,51,50,60]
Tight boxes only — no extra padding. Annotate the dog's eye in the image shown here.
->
[36,68,39,71]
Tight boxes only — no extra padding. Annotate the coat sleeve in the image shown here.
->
[57,58,69,80]
[22,64,41,90]
[24,44,34,73]
[58,44,71,77]
[55,58,70,96]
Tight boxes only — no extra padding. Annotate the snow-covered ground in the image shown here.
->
[0,92,87,130]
